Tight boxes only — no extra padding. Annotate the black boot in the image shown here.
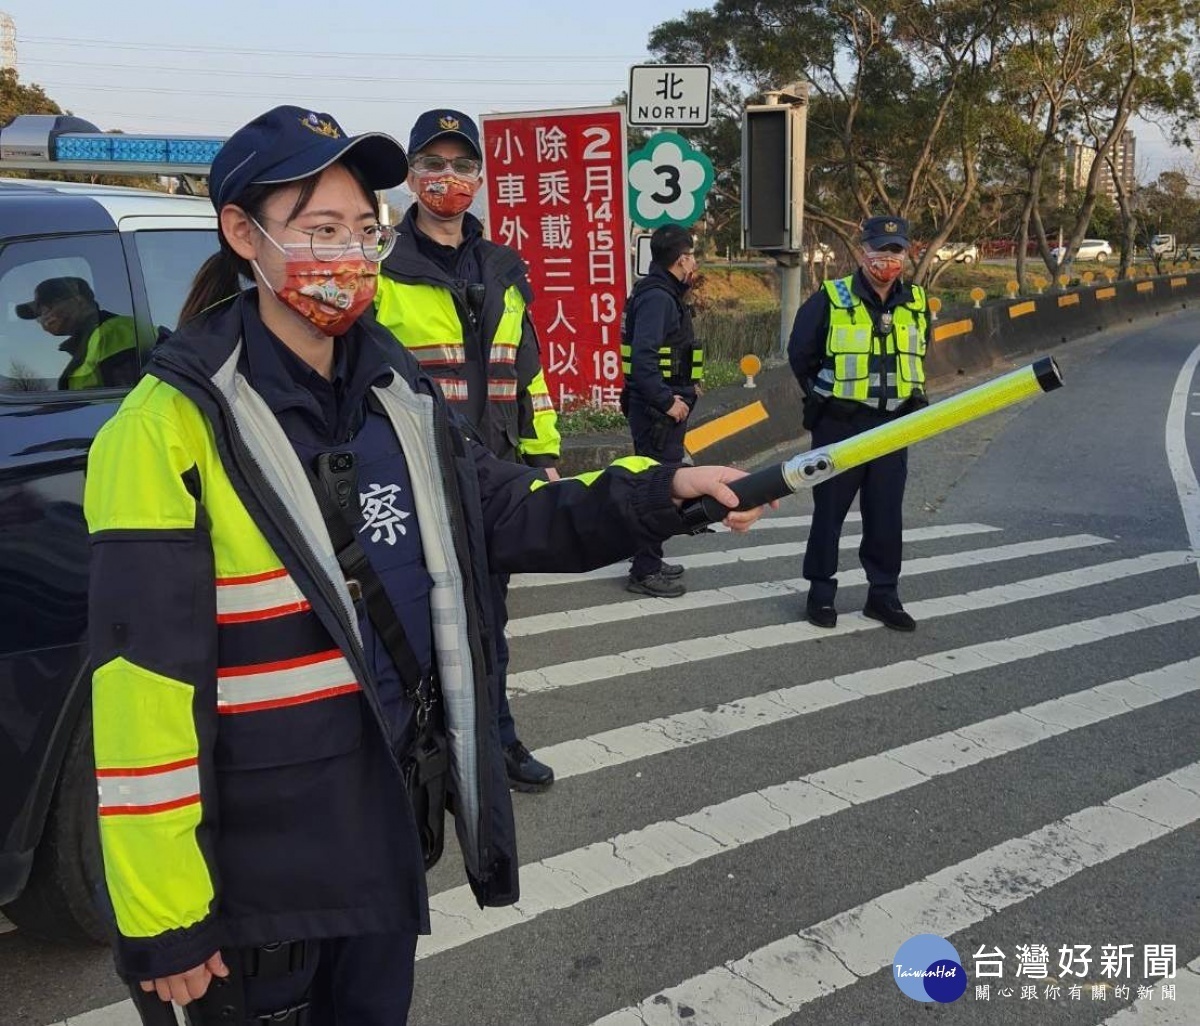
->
[863,594,916,632]
[505,740,555,792]
[805,599,837,629]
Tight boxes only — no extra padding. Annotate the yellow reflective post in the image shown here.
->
[740,353,762,389]
[928,296,943,322]
[970,286,986,309]
[1005,280,1019,298]
[1082,271,1094,284]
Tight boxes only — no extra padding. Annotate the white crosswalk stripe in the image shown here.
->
[509,522,995,588]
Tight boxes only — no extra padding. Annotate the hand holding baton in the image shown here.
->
[679,357,1063,528]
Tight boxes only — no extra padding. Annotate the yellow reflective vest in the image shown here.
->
[375,216,560,466]
[819,275,928,407]
[59,313,138,390]
[82,296,673,979]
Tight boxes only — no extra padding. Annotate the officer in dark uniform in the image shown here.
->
[787,215,930,632]
[620,224,703,597]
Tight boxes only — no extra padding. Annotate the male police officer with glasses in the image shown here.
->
[374,109,559,792]
[787,216,930,633]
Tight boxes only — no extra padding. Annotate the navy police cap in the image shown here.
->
[408,109,482,160]
[208,106,408,210]
[860,215,911,250]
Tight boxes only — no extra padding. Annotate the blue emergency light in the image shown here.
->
[0,113,223,175]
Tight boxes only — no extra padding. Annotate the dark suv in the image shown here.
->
[0,177,216,942]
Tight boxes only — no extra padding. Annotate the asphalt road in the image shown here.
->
[3,312,1199,1026]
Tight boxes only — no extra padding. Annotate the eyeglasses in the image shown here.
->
[410,154,483,179]
[258,217,397,263]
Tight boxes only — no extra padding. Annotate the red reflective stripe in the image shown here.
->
[99,793,201,817]
[216,599,312,625]
[216,568,288,586]
[218,649,341,679]
[96,757,198,779]
[218,682,362,715]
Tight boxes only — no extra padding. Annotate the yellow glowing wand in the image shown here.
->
[680,357,1063,526]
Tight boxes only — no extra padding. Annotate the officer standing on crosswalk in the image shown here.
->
[788,215,930,632]
[373,109,560,793]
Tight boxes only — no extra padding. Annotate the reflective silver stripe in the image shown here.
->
[216,569,309,622]
[409,344,466,366]
[531,394,555,413]
[98,762,200,813]
[217,650,359,712]
[490,342,518,365]
[434,378,469,401]
[372,380,484,880]
[487,379,519,401]
[211,345,361,645]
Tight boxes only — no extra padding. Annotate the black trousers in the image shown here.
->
[229,930,419,1026]
[803,407,908,606]
[627,394,690,580]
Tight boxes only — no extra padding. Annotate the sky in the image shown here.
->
[1,0,1191,182]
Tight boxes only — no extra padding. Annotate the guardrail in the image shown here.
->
[560,269,1199,474]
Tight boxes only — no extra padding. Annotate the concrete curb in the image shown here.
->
[559,270,1200,474]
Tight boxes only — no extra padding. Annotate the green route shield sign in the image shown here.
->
[627,131,714,229]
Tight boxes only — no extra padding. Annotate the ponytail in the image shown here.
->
[178,248,247,324]
[177,163,383,327]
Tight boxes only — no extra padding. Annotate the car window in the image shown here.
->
[131,229,219,335]
[0,234,137,395]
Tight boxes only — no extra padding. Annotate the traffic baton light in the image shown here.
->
[679,357,1063,527]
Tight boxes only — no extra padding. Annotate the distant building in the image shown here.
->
[1064,130,1137,203]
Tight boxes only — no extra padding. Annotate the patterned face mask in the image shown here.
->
[251,219,378,336]
[412,171,478,220]
[863,249,905,285]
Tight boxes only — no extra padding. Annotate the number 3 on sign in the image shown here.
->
[592,349,620,381]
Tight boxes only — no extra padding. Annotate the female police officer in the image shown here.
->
[84,106,764,1025]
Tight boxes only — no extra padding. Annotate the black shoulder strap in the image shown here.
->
[304,458,430,701]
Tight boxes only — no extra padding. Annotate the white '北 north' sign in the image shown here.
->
[627,64,712,128]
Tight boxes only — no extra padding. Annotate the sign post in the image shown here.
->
[481,107,630,409]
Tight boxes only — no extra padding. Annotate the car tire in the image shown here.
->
[0,705,109,945]
[1096,253,1108,263]
[960,255,975,264]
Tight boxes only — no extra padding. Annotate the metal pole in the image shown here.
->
[772,82,809,358]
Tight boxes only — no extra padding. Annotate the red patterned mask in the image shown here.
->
[414,172,477,219]
[254,250,377,337]
[864,251,905,285]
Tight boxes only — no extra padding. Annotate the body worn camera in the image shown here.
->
[315,451,357,511]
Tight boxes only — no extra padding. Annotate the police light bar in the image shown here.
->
[0,114,222,177]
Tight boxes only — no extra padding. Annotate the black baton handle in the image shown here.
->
[129,986,179,1025]
[678,464,791,531]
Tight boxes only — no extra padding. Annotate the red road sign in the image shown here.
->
[481,107,630,408]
